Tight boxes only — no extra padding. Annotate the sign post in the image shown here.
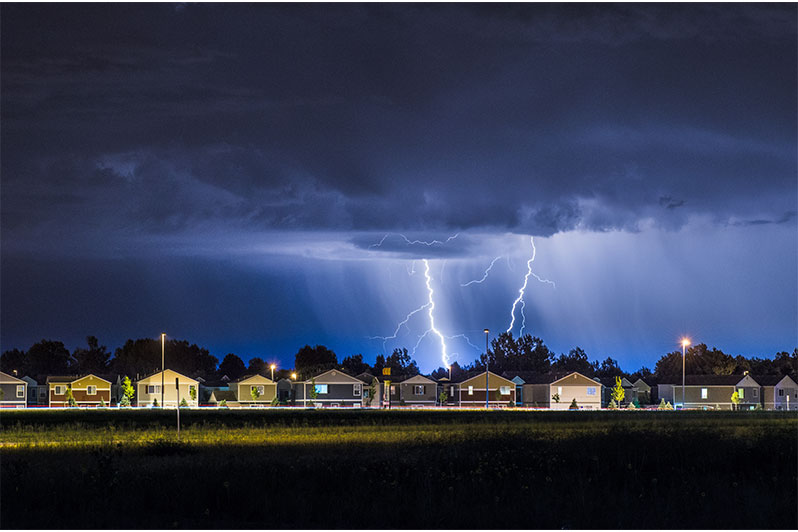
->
[382,367,391,409]
[175,377,180,438]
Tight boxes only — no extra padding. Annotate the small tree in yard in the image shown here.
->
[608,399,618,410]
[180,398,188,407]
[658,398,667,410]
[65,385,77,407]
[611,376,625,408]
[552,392,560,404]
[366,382,376,407]
[569,398,579,410]
[271,395,279,406]
[627,401,636,410]
[439,390,448,406]
[121,376,135,406]
[309,377,319,404]
[189,386,197,402]
[731,390,740,411]
[250,386,261,402]
[219,399,228,408]
[99,398,106,408]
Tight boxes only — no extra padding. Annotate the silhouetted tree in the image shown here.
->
[72,336,111,375]
[294,345,337,378]
[112,338,218,380]
[26,340,74,380]
[341,354,370,376]
[384,348,419,376]
[0,349,27,377]
[593,357,625,379]
[552,347,594,377]
[247,357,267,375]
[218,353,247,380]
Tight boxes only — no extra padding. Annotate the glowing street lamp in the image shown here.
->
[681,337,691,409]
[484,328,490,409]
[270,364,276,405]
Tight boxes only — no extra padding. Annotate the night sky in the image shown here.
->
[2,3,796,373]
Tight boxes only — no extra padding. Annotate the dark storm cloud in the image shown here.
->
[1,3,796,256]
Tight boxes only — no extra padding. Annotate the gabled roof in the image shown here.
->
[551,372,601,387]
[0,371,26,384]
[135,369,198,384]
[228,374,274,385]
[506,371,571,385]
[303,368,362,384]
[46,375,79,383]
[657,375,750,386]
[400,374,437,385]
[210,390,238,402]
[356,372,377,384]
[633,378,652,391]
[459,371,515,387]
[752,374,797,387]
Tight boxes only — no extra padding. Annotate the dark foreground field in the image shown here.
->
[1,409,796,529]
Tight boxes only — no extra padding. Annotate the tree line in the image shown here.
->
[1,333,795,385]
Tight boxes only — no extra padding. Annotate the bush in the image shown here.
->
[119,395,131,407]
[98,398,106,408]
[270,395,279,406]
[152,397,159,408]
[608,399,617,410]
[627,402,636,410]
[219,399,228,408]
[179,398,188,407]
[569,398,579,410]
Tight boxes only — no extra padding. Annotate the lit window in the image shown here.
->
[701,388,708,399]
[16,385,24,398]
[468,386,474,396]
[390,385,396,395]
[500,386,510,395]
[353,384,361,396]
[587,387,596,396]
[557,386,562,396]
[738,388,744,399]
[314,384,328,394]
[87,385,96,395]
[414,385,424,395]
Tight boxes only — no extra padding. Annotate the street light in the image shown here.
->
[161,333,166,409]
[270,364,276,405]
[681,338,691,410]
[484,328,490,409]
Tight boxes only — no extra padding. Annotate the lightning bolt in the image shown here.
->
[507,236,555,336]
[421,259,449,368]
[369,232,460,249]
[461,256,503,287]
[367,302,432,353]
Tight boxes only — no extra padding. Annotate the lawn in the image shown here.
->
[1,409,795,529]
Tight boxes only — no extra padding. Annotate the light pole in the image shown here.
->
[161,333,166,408]
[484,328,490,409]
[291,372,297,406]
[270,364,276,405]
[681,338,690,410]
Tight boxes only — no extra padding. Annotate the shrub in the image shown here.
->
[180,398,188,407]
[569,398,579,410]
[271,395,279,406]
[658,398,667,410]
[438,391,448,405]
[627,402,636,410]
[152,397,159,407]
[219,399,228,408]
[608,399,618,410]
[98,398,106,408]
[119,395,131,407]
[552,392,560,403]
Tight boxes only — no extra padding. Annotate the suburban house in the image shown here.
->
[294,369,365,407]
[397,374,438,406]
[633,378,653,404]
[596,377,638,407]
[276,378,295,403]
[550,372,602,410]
[657,374,761,410]
[228,374,277,406]
[199,377,230,403]
[457,371,516,407]
[22,376,45,405]
[355,373,382,408]
[504,372,575,408]
[436,377,460,407]
[0,371,27,408]
[47,374,111,407]
[754,374,798,410]
[135,369,199,407]
[208,389,239,407]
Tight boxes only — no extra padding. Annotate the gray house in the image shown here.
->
[633,378,653,404]
[294,369,365,407]
[0,371,27,408]
[754,374,798,410]
[397,375,438,406]
[21,376,46,406]
[505,372,567,408]
[657,374,761,410]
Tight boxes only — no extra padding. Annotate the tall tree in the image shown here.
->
[112,338,218,380]
[552,347,595,377]
[218,353,247,380]
[341,354,370,376]
[0,348,27,377]
[247,357,267,375]
[294,345,337,378]
[26,340,73,380]
[593,357,624,379]
[72,336,111,375]
[384,348,419,376]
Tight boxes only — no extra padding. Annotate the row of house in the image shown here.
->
[2,369,796,411]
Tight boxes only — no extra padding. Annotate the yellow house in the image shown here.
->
[229,374,277,405]
[136,369,198,407]
[550,372,602,410]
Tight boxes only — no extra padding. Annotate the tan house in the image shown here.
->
[228,374,277,406]
[754,375,798,410]
[47,374,111,407]
[457,371,516,407]
[0,371,27,408]
[136,369,198,407]
[397,374,438,406]
[550,372,602,410]
[657,374,761,410]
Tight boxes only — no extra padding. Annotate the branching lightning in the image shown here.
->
[369,232,459,249]
[461,256,503,286]
[421,259,449,368]
[507,236,556,336]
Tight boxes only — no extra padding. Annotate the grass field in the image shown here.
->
[1,409,796,529]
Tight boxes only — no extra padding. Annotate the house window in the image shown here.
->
[587,387,596,396]
[363,389,370,398]
[251,385,265,395]
[449,385,455,396]
[468,386,474,396]
[54,385,65,395]
[557,386,562,396]
[314,384,328,394]
[147,385,161,394]
[500,386,510,395]
[87,385,97,395]
[413,385,425,395]
[353,384,361,396]
[390,385,396,395]
[753,388,758,398]
[778,389,784,397]
[16,385,24,398]
[738,388,744,399]
[701,388,708,399]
